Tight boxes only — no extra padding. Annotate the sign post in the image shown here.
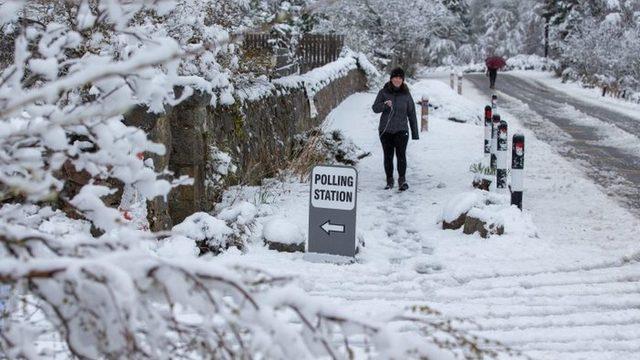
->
[307,165,358,260]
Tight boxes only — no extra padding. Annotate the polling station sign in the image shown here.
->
[308,165,358,258]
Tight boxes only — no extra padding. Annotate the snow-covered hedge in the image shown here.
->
[505,54,559,72]
[426,54,559,74]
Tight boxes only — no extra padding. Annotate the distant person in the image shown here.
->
[485,55,506,90]
[487,67,497,89]
[371,67,419,191]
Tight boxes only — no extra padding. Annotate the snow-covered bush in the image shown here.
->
[506,54,559,72]
[172,212,236,255]
[217,200,259,249]
[205,146,238,198]
[164,202,259,256]
[290,128,368,179]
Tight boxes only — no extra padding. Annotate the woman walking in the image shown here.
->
[371,67,419,191]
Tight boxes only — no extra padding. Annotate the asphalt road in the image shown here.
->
[466,73,640,215]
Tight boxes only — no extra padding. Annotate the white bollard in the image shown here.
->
[484,106,492,163]
[490,114,500,171]
[496,120,509,192]
[511,134,525,209]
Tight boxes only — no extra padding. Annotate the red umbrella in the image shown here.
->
[485,56,506,70]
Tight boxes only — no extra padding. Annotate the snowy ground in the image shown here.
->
[462,71,640,218]
[513,71,640,119]
[204,75,640,359]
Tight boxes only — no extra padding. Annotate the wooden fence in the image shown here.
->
[298,34,344,73]
[244,33,272,50]
[243,33,345,77]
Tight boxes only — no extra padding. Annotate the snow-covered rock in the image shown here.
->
[262,217,305,253]
[441,190,537,238]
[441,190,488,228]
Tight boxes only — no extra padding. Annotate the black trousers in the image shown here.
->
[489,69,497,88]
[380,131,409,180]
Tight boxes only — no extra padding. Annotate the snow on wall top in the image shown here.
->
[235,50,375,103]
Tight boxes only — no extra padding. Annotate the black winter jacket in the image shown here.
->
[371,82,419,139]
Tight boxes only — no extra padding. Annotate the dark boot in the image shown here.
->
[398,177,409,191]
[384,177,394,190]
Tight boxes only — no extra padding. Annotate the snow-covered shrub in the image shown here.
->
[156,235,200,258]
[205,146,238,199]
[172,212,236,255]
[290,128,367,177]
[218,200,259,247]
[168,202,259,256]
[469,161,496,190]
[217,201,258,226]
[506,54,559,72]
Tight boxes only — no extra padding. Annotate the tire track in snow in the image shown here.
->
[429,260,640,356]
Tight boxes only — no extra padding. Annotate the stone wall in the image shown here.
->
[125,68,368,230]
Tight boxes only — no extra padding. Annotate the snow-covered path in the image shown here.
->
[219,77,640,359]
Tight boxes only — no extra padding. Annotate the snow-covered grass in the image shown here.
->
[196,73,640,358]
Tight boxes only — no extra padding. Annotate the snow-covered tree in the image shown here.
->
[313,0,467,72]
[467,0,543,58]
[555,0,640,91]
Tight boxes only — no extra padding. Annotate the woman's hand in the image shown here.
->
[384,100,392,108]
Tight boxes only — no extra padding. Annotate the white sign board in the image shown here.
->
[308,165,358,258]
